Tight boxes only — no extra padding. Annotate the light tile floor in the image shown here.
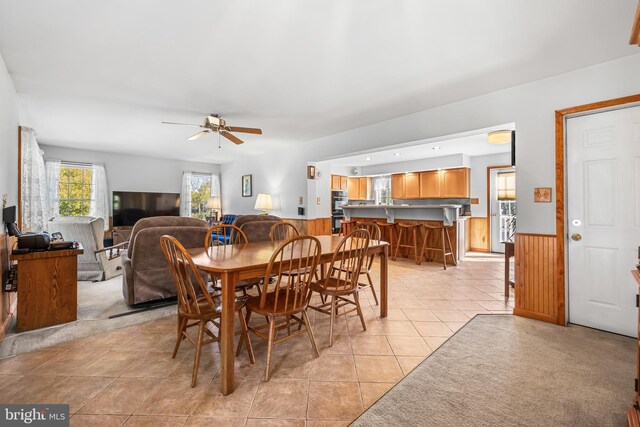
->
[0,254,513,426]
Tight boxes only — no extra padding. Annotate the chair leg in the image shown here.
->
[393,228,403,261]
[329,296,337,347]
[419,228,428,264]
[353,292,367,332]
[173,315,188,359]
[441,228,447,270]
[302,310,320,358]
[366,270,379,305]
[237,309,255,364]
[191,321,206,387]
[264,318,277,382]
[445,227,457,266]
[413,227,420,265]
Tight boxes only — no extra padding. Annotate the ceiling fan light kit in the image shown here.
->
[162,114,262,145]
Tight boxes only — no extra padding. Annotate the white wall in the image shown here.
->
[41,145,221,211]
[469,152,512,217]
[221,53,640,234]
[0,53,20,216]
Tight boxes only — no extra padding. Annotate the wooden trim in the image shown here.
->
[516,232,556,238]
[486,164,513,252]
[17,126,22,228]
[630,0,640,46]
[554,94,640,327]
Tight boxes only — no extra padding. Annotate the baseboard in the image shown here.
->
[469,247,490,253]
[513,307,559,325]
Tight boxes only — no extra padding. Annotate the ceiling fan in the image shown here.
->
[162,114,262,145]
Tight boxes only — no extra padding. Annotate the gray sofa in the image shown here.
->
[122,216,209,305]
[233,214,282,242]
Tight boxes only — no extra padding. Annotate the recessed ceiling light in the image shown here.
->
[432,146,441,151]
[364,156,371,161]
[393,152,401,156]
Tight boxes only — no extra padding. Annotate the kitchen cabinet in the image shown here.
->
[358,177,371,199]
[405,173,420,199]
[442,168,470,198]
[391,174,405,199]
[347,177,360,200]
[419,170,441,198]
[331,175,341,190]
[340,176,348,190]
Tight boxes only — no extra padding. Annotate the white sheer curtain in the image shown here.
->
[45,160,61,222]
[211,173,221,207]
[90,164,110,230]
[180,171,192,216]
[20,127,49,232]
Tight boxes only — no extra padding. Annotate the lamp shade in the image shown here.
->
[497,172,516,200]
[254,193,273,212]
[207,196,221,210]
[488,130,512,145]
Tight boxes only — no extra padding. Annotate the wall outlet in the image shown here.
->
[316,197,321,205]
[298,196,303,205]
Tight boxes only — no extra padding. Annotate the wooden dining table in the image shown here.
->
[188,235,389,395]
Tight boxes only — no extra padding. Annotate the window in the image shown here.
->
[189,173,212,219]
[58,164,93,216]
[373,176,391,205]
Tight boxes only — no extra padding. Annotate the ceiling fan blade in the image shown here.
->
[187,130,210,141]
[162,121,203,128]
[221,131,244,145]
[226,126,262,135]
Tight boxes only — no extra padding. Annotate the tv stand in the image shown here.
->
[112,227,133,245]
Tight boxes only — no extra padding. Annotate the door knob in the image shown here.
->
[571,233,582,241]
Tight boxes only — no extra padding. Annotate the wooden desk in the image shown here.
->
[12,247,83,332]
[504,241,515,299]
[189,235,389,395]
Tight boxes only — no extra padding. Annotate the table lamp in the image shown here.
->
[207,196,221,221]
[254,193,272,215]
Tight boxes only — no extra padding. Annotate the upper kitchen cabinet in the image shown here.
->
[347,177,360,200]
[441,168,470,198]
[358,177,371,200]
[405,172,420,198]
[340,176,348,190]
[419,170,441,198]
[391,174,406,199]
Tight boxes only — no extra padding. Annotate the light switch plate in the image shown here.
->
[316,197,321,205]
[298,196,303,205]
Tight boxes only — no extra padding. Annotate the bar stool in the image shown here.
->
[339,219,356,236]
[375,221,396,259]
[394,223,422,265]
[420,224,457,270]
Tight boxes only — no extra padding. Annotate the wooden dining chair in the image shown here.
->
[353,222,381,305]
[243,235,322,381]
[205,224,258,296]
[160,235,255,387]
[269,222,300,241]
[308,228,371,346]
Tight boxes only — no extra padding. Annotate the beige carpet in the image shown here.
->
[0,276,175,358]
[351,315,635,427]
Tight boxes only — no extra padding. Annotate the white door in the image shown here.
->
[567,105,640,337]
[490,168,516,253]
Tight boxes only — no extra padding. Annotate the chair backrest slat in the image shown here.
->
[324,228,371,293]
[269,222,300,241]
[354,222,381,241]
[205,224,248,248]
[160,235,216,316]
[256,235,321,314]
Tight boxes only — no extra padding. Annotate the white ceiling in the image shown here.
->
[0,1,637,163]
[329,127,513,167]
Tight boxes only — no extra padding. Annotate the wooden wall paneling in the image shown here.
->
[283,218,332,236]
[468,217,489,252]
[513,233,558,324]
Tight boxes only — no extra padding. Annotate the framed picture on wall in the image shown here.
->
[242,174,252,197]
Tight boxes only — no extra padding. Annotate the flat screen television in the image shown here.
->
[112,191,180,227]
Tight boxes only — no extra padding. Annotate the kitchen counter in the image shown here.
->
[342,204,462,226]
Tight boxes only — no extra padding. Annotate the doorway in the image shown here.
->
[488,166,516,254]
[567,105,640,337]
